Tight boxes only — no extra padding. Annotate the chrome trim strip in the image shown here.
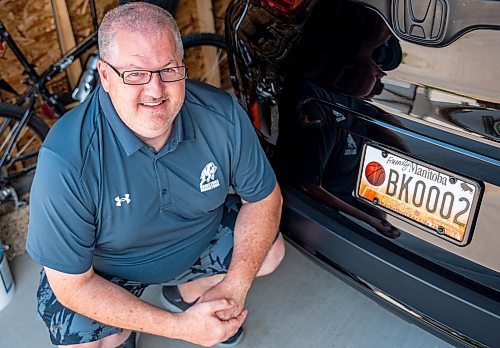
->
[235,0,251,31]
[285,237,486,348]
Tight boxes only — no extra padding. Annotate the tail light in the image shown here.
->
[260,0,311,17]
[41,102,57,119]
[249,97,261,130]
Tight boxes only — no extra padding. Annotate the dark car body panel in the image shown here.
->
[225,0,500,346]
[283,187,499,346]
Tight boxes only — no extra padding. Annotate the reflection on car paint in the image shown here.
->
[225,0,500,345]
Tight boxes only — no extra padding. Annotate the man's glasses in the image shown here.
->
[103,60,187,85]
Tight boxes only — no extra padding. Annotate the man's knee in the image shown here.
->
[257,233,285,277]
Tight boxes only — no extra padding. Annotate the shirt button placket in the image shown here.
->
[155,157,171,210]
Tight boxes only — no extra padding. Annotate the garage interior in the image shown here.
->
[0,1,450,347]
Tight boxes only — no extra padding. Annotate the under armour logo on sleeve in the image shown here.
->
[115,194,131,206]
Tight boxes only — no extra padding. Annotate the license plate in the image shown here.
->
[355,145,481,245]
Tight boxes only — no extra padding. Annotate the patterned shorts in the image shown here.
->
[37,196,242,345]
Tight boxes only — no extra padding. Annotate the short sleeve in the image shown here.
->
[230,98,276,202]
[26,147,95,274]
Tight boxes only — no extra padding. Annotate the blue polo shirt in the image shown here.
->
[26,80,276,283]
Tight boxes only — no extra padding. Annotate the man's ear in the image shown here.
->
[97,59,110,92]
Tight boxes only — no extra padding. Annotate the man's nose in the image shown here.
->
[144,72,164,97]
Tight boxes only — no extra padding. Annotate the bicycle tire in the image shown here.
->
[181,33,229,89]
[0,102,49,190]
[182,33,227,50]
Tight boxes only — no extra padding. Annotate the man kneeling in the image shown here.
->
[26,2,284,347]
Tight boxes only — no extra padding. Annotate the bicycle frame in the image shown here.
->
[0,24,98,113]
[0,0,99,182]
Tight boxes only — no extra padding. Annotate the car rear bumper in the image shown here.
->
[281,186,500,347]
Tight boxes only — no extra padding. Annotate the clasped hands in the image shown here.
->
[177,278,249,347]
[197,278,249,320]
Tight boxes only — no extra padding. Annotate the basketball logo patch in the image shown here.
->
[365,161,385,186]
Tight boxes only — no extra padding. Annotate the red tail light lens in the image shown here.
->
[41,103,57,119]
[260,0,310,17]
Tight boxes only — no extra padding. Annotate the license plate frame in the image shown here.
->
[355,144,481,246]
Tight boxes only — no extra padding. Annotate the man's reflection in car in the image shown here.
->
[296,2,400,99]
[277,2,405,238]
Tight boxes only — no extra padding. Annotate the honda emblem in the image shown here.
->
[392,0,448,44]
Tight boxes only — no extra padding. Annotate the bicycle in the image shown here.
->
[0,0,227,207]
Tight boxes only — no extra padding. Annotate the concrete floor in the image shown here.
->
[0,243,452,348]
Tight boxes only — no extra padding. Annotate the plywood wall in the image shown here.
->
[1,0,59,101]
[0,0,231,103]
[174,0,231,89]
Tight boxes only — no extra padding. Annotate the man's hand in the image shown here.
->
[176,298,247,347]
[198,279,250,320]
[195,184,282,321]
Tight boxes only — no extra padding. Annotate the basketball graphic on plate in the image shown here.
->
[365,161,385,186]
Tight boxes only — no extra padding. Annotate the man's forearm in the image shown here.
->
[226,183,282,287]
[44,267,181,339]
[46,266,247,346]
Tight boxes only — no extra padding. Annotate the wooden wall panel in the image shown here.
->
[0,0,117,102]
[0,0,232,102]
[177,0,221,87]
[51,0,83,89]
[66,0,118,84]
[67,0,117,43]
[213,0,231,36]
[213,0,232,90]
[0,0,59,101]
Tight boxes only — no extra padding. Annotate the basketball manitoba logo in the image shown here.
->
[200,162,220,192]
[365,161,386,186]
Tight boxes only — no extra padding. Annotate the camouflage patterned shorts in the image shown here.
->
[36,196,241,345]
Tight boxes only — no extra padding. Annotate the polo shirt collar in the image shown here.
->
[98,86,145,156]
[179,100,195,142]
[98,86,195,157]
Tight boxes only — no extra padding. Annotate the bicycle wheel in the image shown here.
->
[0,103,49,191]
[181,33,230,90]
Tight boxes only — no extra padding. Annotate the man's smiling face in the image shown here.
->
[98,26,185,149]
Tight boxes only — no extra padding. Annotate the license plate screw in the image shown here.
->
[382,151,388,158]
[449,177,456,184]
[373,197,379,205]
[437,226,445,235]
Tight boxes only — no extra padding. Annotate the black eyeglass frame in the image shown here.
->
[103,60,188,85]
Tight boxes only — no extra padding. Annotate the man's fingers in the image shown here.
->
[218,308,247,341]
[226,308,248,326]
[238,308,248,322]
[201,298,235,313]
[215,306,244,320]
[215,309,233,321]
